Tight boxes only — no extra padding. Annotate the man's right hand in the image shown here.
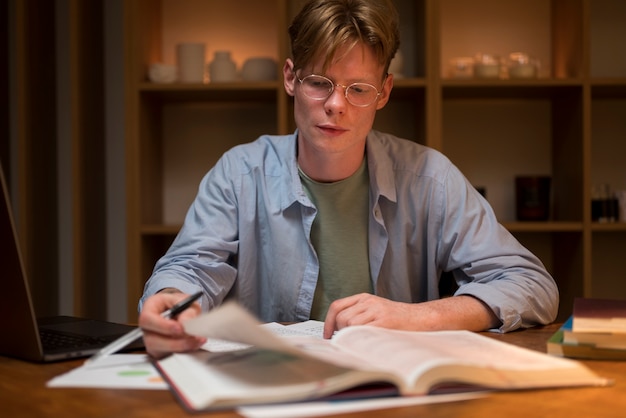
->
[138,291,206,359]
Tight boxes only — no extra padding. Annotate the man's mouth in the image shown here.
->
[317,124,346,136]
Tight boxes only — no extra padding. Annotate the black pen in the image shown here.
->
[84,291,203,365]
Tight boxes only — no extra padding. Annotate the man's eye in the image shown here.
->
[350,84,371,95]
[309,80,330,89]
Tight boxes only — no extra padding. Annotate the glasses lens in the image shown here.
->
[346,83,378,107]
[301,75,333,99]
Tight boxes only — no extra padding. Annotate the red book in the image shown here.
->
[572,298,626,333]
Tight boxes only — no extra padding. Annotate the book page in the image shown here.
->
[201,321,325,352]
[164,348,362,409]
[183,302,301,355]
[184,306,384,384]
[280,320,325,338]
[329,326,594,385]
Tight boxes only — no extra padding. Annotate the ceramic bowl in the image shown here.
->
[148,63,177,83]
[241,57,277,81]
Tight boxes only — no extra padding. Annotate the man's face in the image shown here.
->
[283,42,393,160]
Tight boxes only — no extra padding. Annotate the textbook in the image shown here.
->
[572,297,626,334]
[564,326,626,350]
[155,303,609,412]
[548,317,626,361]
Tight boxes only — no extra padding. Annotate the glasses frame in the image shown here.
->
[295,72,386,108]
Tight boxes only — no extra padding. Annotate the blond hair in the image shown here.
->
[288,0,400,79]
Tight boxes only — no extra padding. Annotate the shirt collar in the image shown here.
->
[284,129,399,210]
[366,130,398,204]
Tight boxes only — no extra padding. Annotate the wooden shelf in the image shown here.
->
[591,223,626,232]
[441,78,584,86]
[141,224,182,235]
[139,83,281,103]
[502,222,584,233]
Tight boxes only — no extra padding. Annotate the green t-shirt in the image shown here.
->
[299,159,373,320]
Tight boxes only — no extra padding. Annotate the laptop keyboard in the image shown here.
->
[40,329,111,351]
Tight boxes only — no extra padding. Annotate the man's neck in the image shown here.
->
[297,143,366,183]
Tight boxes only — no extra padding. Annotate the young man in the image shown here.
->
[138,0,558,358]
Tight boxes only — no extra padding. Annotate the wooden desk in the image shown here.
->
[1,324,625,417]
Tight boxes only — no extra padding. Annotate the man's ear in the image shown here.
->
[283,58,296,97]
[375,73,394,110]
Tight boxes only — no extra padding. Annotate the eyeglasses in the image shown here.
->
[295,73,384,107]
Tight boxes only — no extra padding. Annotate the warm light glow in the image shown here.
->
[161,0,280,70]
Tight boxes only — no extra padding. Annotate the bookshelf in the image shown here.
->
[124,0,626,321]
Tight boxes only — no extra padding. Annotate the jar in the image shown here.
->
[507,52,539,79]
[209,51,237,82]
[449,57,475,79]
[474,53,501,79]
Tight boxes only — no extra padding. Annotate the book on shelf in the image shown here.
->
[572,297,626,333]
[547,316,626,361]
[153,302,609,412]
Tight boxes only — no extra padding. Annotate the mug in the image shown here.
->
[515,176,551,221]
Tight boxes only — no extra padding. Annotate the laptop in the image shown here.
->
[0,161,144,362]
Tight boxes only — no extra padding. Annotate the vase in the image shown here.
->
[209,51,237,82]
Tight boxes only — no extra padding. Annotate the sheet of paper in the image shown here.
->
[199,316,325,352]
[183,302,322,354]
[183,302,300,355]
[46,354,168,390]
[237,392,488,418]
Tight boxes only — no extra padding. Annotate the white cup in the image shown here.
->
[176,43,206,83]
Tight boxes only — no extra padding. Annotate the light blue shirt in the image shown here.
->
[140,130,558,332]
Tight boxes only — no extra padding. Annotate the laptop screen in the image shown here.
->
[0,161,46,361]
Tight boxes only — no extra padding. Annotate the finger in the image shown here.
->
[175,300,203,321]
[323,313,336,340]
[144,333,206,359]
[323,294,361,338]
[140,293,192,336]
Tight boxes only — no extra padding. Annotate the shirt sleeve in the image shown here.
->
[436,163,559,332]
[138,153,239,313]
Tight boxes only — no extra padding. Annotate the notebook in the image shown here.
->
[0,161,144,362]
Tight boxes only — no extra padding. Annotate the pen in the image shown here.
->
[84,291,203,365]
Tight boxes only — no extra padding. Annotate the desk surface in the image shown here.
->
[1,324,625,418]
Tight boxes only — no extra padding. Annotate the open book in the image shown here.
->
[154,303,609,412]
